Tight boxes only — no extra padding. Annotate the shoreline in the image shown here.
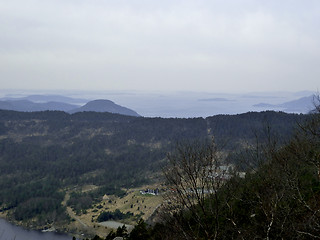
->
[0,212,74,237]
[0,217,74,240]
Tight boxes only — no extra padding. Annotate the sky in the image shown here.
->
[0,0,319,93]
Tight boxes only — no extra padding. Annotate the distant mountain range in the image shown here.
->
[254,95,316,113]
[1,94,88,104]
[0,93,316,118]
[0,95,140,117]
[0,99,78,112]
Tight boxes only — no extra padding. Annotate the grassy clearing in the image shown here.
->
[91,184,163,224]
[64,184,164,237]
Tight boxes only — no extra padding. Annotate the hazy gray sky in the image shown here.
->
[1,0,319,93]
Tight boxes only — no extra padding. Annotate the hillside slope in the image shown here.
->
[0,110,308,233]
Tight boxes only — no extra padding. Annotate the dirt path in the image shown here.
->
[66,206,88,228]
[62,190,89,228]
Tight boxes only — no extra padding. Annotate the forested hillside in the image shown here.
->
[0,110,308,229]
[89,111,320,240]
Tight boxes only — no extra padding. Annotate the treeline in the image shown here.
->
[83,219,155,240]
[0,110,308,225]
[207,111,308,147]
[97,209,133,222]
[0,110,306,144]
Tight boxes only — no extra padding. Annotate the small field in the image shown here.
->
[64,184,164,238]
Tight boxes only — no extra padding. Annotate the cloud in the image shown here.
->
[0,0,319,92]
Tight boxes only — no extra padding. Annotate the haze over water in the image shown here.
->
[0,89,316,118]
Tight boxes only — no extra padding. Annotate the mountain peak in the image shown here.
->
[69,99,140,117]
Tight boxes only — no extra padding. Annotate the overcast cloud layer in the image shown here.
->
[1,0,319,92]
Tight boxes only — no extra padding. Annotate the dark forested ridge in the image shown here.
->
[0,110,309,230]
